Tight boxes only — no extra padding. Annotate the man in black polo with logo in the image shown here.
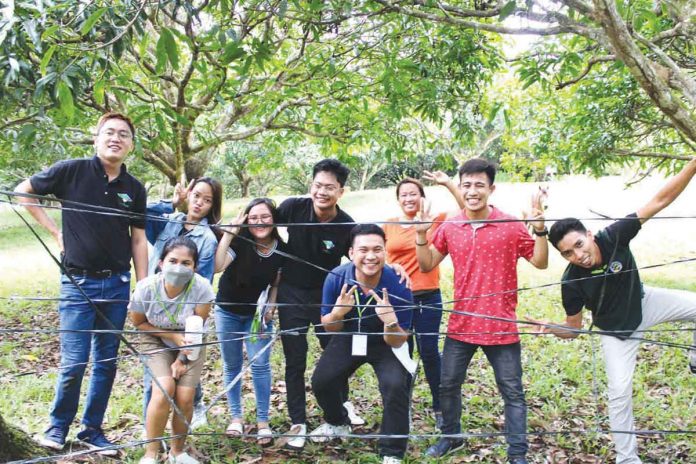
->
[542,157,696,464]
[276,159,359,449]
[15,112,148,454]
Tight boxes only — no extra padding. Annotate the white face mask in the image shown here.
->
[161,263,194,287]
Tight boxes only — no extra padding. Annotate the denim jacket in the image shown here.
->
[145,200,218,282]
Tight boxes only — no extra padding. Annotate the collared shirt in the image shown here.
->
[383,212,446,292]
[561,214,642,336]
[321,263,413,343]
[432,206,534,345]
[145,201,218,282]
[30,155,146,272]
[277,196,354,289]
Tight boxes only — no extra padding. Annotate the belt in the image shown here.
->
[64,268,115,279]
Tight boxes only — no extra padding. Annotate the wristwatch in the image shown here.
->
[177,353,189,364]
[533,227,548,237]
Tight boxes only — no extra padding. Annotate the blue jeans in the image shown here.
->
[440,337,528,458]
[49,272,130,432]
[412,289,443,411]
[215,308,273,423]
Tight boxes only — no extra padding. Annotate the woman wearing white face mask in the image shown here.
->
[129,237,214,464]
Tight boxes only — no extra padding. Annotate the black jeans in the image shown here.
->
[440,337,528,458]
[277,282,348,425]
[312,334,413,459]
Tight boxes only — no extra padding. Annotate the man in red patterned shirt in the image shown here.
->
[416,158,548,463]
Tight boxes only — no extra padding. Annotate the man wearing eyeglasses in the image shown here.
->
[275,158,364,449]
[14,112,148,454]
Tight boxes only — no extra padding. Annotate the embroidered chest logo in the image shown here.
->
[322,240,335,252]
[117,193,133,208]
[608,261,623,273]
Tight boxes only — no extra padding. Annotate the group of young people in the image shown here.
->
[14,111,696,464]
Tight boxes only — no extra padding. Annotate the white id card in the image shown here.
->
[351,334,368,356]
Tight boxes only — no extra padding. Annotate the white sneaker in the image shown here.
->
[190,402,208,430]
[284,423,306,450]
[309,422,351,443]
[139,457,158,464]
[343,401,365,426]
[383,456,402,464]
[168,452,200,464]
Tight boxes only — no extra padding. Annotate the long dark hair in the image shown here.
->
[229,198,283,286]
[191,177,223,240]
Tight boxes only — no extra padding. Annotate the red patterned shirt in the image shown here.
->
[432,206,534,345]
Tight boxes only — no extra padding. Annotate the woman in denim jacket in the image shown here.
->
[144,176,223,428]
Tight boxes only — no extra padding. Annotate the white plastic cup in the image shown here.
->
[184,315,203,361]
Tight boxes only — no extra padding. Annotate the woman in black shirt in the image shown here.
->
[214,198,285,446]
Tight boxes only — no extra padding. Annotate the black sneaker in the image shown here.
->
[76,427,118,456]
[424,437,465,458]
[37,426,67,450]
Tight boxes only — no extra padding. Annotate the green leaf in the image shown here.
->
[80,7,108,36]
[40,45,56,75]
[159,27,179,70]
[156,32,168,73]
[499,1,517,20]
[56,80,75,119]
[41,25,60,40]
[221,41,245,64]
[93,79,106,105]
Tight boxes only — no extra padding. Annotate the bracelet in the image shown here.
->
[385,321,399,330]
[533,227,549,237]
[415,240,428,246]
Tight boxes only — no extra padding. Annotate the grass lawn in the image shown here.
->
[1,174,695,463]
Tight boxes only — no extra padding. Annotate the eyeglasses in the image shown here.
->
[248,214,273,223]
[100,129,133,140]
[311,182,339,193]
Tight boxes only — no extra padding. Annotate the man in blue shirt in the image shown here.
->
[311,224,414,464]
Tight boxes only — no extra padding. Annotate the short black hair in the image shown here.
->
[350,223,385,246]
[313,158,350,187]
[458,158,496,185]
[159,236,200,266]
[549,218,587,249]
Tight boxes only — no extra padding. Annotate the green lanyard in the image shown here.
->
[151,276,194,326]
[353,288,374,333]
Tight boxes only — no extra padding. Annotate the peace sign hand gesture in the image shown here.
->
[172,174,195,209]
[333,284,357,318]
[370,288,398,326]
[525,186,548,233]
[415,197,434,234]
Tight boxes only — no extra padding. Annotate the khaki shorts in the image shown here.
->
[140,333,206,388]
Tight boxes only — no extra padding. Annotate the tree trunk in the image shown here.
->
[0,412,47,461]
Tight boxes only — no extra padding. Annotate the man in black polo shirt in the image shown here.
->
[15,112,148,454]
[543,157,696,464]
[276,159,360,450]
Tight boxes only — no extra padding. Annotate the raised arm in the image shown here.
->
[213,210,247,273]
[14,179,63,251]
[526,187,548,270]
[637,157,696,224]
[414,198,446,272]
[423,170,465,209]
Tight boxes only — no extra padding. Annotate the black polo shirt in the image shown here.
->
[561,214,643,337]
[277,196,354,289]
[30,156,146,273]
